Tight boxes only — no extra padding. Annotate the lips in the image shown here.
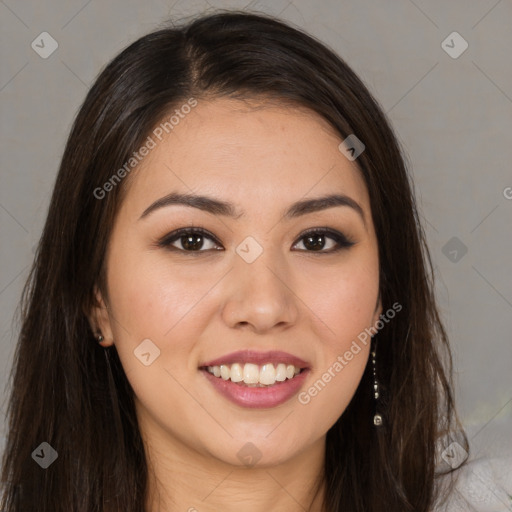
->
[199,349,311,408]
[202,367,309,408]
[199,350,310,369]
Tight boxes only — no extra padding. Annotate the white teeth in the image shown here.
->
[275,363,287,382]
[204,362,303,386]
[220,364,230,380]
[230,363,243,383]
[259,364,276,385]
[243,363,259,384]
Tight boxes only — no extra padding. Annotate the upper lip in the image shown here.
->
[200,350,310,369]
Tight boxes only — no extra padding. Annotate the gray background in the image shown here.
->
[1,0,511,468]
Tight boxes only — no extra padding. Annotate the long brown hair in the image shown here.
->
[1,11,468,511]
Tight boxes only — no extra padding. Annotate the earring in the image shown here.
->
[96,333,104,343]
[371,339,383,427]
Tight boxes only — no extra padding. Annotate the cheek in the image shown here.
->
[300,253,380,349]
[299,344,369,429]
[108,253,207,336]
[294,252,378,420]
[105,247,229,388]
[105,259,207,423]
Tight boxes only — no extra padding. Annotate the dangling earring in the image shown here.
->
[371,338,383,427]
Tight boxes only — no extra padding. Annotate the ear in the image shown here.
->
[86,284,115,347]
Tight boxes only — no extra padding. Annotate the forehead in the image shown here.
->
[120,97,370,219]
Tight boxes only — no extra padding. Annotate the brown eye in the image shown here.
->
[158,228,222,253]
[179,233,206,251]
[293,228,355,253]
[158,227,355,255]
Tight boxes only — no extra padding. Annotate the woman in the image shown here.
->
[1,11,470,511]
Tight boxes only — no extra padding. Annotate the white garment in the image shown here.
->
[436,456,512,511]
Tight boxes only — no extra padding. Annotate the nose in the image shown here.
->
[221,248,300,334]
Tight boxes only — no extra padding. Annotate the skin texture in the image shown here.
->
[90,98,382,512]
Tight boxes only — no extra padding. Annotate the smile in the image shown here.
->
[199,350,311,408]
[203,362,303,386]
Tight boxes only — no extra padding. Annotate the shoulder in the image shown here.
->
[434,456,512,512]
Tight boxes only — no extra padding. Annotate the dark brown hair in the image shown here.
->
[1,11,468,511]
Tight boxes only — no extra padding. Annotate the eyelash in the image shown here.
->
[156,226,356,255]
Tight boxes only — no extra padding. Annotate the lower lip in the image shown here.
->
[200,369,310,409]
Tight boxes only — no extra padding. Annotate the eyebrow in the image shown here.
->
[139,191,366,226]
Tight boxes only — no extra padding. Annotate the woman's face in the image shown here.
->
[93,97,381,467]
